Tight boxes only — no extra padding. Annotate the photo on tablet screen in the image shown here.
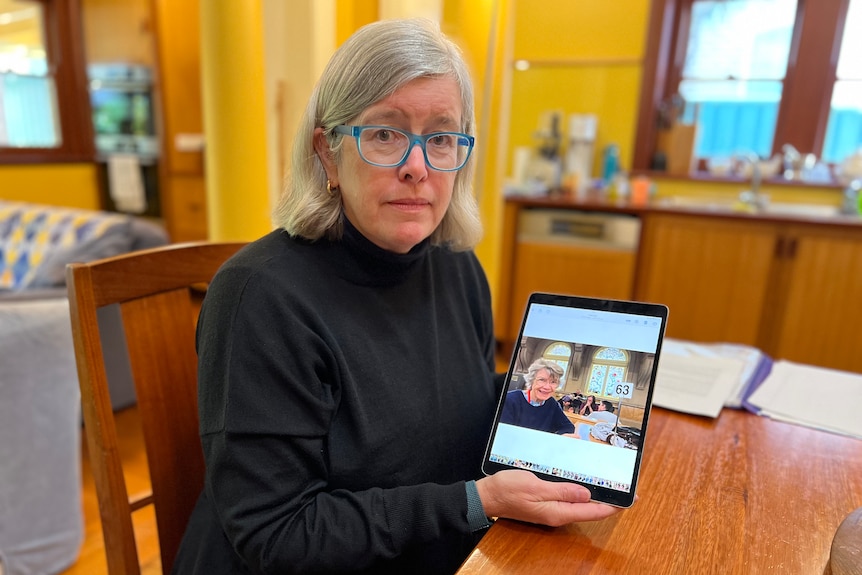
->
[482,293,668,508]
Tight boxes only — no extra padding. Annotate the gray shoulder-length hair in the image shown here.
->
[523,358,564,389]
[272,18,482,251]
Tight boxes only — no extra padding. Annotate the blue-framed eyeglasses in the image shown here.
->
[333,125,475,172]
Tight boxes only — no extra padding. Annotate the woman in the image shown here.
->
[500,359,574,434]
[580,395,598,416]
[173,18,618,575]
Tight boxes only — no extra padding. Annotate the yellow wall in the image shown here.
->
[336,0,377,44]
[513,2,647,60]
[0,164,101,209]
[507,0,648,178]
[436,0,650,307]
[200,1,271,241]
[440,0,510,307]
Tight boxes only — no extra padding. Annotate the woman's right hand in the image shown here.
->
[475,469,622,527]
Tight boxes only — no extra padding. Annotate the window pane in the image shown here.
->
[680,0,796,161]
[680,80,782,158]
[823,82,862,164]
[823,0,862,164]
[684,0,797,81]
[836,0,862,80]
[603,366,625,396]
[588,365,606,395]
[0,0,60,148]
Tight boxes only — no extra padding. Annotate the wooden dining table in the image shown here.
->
[457,407,862,574]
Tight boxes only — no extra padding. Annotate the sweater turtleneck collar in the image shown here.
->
[335,214,431,286]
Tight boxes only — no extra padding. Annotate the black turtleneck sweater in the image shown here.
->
[172,220,499,575]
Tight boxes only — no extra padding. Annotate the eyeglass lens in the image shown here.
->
[357,127,469,170]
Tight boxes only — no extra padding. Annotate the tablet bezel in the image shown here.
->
[482,292,669,508]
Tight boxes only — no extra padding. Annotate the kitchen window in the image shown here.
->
[0,0,94,163]
[634,0,861,178]
[824,0,862,164]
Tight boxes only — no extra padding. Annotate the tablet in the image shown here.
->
[482,292,668,508]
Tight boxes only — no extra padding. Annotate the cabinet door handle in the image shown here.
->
[774,236,798,259]
[774,236,786,258]
[786,237,798,259]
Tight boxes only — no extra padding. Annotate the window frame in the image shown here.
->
[633,0,852,175]
[0,0,95,164]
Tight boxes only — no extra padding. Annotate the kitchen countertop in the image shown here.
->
[504,194,862,229]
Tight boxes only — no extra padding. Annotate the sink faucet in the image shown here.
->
[736,152,768,211]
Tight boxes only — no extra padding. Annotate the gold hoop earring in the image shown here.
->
[326,179,339,196]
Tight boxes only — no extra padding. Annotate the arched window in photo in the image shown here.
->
[541,342,572,391]
[587,347,629,398]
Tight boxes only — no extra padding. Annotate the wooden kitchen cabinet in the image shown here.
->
[161,175,208,241]
[634,213,778,347]
[509,241,636,338]
[635,212,862,373]
[764,225,862,373]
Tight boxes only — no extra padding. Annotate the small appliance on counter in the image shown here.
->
[88,63,160,217]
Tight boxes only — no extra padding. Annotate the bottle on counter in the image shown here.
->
[537,111,564,193]
[610,171,630,203]
[602,144,620,185]
[842,179,862,215]
[564,114,598,201]
[630,175,652,206]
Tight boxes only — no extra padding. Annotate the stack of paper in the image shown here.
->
[746,360,862,440]
[651,339,862,438]
[652,339,771,418]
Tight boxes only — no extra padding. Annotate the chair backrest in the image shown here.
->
[66,241,246,574]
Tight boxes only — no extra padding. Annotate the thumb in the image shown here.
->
[547,481,592,504]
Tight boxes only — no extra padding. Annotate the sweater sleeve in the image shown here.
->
[553,405,576,435]
[195,266,476,574]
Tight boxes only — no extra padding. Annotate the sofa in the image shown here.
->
[0,200,169,575]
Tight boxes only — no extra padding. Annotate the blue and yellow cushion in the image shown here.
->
[0,201,131,290]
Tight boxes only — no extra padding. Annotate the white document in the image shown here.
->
[746,360,862,440]
[652,353,747,418]
[659,339,766,408]
[107,154,147,214]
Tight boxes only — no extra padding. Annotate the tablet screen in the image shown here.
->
[482,292,668,508]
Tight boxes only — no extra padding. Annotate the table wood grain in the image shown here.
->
[457,407,862,575]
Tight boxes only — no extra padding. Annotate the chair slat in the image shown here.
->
[120,290,205,568]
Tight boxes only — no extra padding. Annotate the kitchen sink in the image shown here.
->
[658,196,841,218]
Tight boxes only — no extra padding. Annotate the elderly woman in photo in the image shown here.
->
[500,358,575,435]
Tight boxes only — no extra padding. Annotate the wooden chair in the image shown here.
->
[66,241,246,574]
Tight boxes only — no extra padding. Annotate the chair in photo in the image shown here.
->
[66,241,246,574]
